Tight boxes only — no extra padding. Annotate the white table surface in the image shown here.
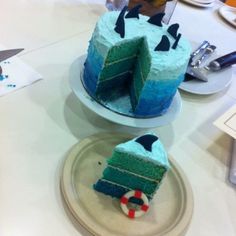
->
[0,0,236,235]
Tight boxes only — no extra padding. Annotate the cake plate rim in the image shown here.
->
[69,55,182,128]
[60,132,194,236]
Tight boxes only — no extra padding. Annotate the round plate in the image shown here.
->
[218,6,236,28]
[179,54,233,95]
[69,55,182,128]
[61,133,194,236]
[180,0,215,8]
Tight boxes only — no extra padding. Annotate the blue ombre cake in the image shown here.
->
[83,7,191,117]
[94,134,170,200]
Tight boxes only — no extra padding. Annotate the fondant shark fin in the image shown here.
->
[135,134,158,152]
[125,4,142,19]
[147,13,165,27]
[114,6,128,38]
[167,23,179,39]
[154,35,170,51]
[172,33,181,49]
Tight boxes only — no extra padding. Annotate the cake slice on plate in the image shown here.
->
[94,134,170,201]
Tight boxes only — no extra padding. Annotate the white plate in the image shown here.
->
[69,55,182,128]
[180,0,215,8]
[192,0,214,4]
[61,133,194,236]
[179,54,233,95]
[219,6,236,27]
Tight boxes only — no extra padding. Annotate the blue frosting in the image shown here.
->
[83,40,104,96]
[133,74,184,116]
[115,133,170,169]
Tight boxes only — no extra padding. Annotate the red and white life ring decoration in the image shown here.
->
[120,190,149,218]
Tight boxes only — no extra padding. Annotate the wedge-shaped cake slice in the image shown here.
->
[94,134,170,200]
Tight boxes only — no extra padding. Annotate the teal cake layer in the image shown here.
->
[83,11,191,117]
[103,166,159,195]
[108,151,167,180]
[99,56,135,81]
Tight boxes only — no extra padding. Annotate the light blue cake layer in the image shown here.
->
[114,134,170,169]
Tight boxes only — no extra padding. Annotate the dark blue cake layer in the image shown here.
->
[94,179,152,202]
[96,72,131,98]
[94,179,129,199]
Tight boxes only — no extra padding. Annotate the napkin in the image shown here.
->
[0,47,42,96]
[214,104,236,139]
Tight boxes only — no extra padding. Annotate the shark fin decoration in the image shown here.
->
[135,134,158,152]
[114,6,128,38]
[154,35,170,51]
[172,33,181,49]
[125,4,142,19]
[147,13,165,27]
[167,23,179,39]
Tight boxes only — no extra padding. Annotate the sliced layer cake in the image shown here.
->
[83,6,191,117]
[94,134,170,200]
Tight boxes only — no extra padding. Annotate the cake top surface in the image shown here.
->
[115,134,170,169]
[95,11,191,72]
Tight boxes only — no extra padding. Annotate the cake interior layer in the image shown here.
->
[96,37,151,109]
[94,179,153,201]
[96,72,131,100]
[131,39,151,109]
[102,166,159,195]
[94,179,128,199]
[104,37,144,64]
[107,151,167,180]
[99,56,136,81]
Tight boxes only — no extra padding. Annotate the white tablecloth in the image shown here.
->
[0,0,236,235]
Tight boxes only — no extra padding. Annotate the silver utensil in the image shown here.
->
[191,51,236,82]
[0,48,24,76]
[185,44,216,81]
[194,45,216,67]
[189,40,210,66]
[0,48,24,63]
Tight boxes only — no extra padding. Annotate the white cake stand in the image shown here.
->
[69,55,182,128]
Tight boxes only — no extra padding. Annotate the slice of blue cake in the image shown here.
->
[94,134,170,200]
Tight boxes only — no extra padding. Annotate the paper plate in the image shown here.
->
[61,133,194,236]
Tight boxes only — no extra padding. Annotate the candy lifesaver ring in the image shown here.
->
[120,190,149,218]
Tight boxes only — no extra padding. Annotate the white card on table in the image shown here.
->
[214,104,236,139]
